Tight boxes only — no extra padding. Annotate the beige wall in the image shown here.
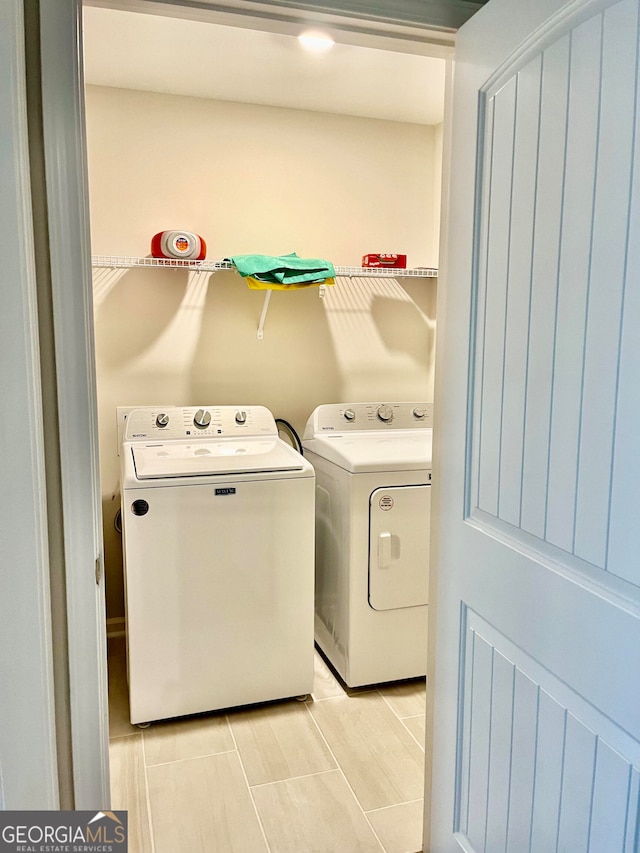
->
[85,85,440,620]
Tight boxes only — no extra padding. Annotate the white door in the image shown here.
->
[430,0,640,849]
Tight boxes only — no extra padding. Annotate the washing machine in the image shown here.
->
[302,402,433,687]
[120,405,315,724]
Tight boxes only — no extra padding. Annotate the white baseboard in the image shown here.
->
[106,616,126,639]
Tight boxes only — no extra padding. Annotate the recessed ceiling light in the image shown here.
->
[298,31,335,52]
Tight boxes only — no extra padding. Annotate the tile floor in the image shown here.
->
[108,638,427,853]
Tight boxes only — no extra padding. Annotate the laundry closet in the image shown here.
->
[83,5,447,848]
[84,5,446,630]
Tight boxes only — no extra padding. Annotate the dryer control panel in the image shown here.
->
[303,402,433,438]
[123,405,278,443]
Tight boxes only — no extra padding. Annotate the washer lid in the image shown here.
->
[131,437,305,479]
[304,430,432,473]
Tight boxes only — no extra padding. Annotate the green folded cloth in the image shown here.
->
[229,252,335,284]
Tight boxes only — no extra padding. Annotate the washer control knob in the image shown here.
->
[343,409,356,421]
[413,407,427,419]
[235,410,247,424]
[155,413,169,428]
[377,405,393,422]
[194,409,211,429]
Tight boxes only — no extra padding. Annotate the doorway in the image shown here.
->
[84,7,444,851]
[36,0,456,844]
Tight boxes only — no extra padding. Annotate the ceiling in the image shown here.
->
[82,6,446,125]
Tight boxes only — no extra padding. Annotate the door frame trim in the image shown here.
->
[0,0,59,809]
[39,0,110,808]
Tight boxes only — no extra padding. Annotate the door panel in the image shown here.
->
[472,1,640,574]
[573,0,637,569]
[430,0,640,849]
[496,55,541,529]
[456,611,640,851]
[546,12,601,553]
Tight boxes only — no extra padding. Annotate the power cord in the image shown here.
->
[275,418,303,455]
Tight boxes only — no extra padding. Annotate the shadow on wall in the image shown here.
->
[322,276,436,401]
[102,495,124,632]
[93,266,205,369]
[370,293,435,366]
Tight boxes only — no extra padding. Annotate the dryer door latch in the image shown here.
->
[378,532,392,570]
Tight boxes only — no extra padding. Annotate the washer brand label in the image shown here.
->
[379,495,394,511]
[215,488,236,496]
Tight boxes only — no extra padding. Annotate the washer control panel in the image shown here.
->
[123,406,277,442]
[307,402,434,434]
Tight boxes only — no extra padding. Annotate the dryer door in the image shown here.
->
[368,484,430,610]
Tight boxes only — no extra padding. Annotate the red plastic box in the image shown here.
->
[362,253,407,269]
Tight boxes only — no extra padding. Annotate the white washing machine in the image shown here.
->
[120,405,315,724]
[303,402,433,687]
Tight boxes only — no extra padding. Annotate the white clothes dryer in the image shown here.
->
[120,405,315,724]
[303,402,433,687]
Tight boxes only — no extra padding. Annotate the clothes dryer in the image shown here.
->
[121,405,315,724]
[303,402,432,686]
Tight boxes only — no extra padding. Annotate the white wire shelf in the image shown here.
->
[92,255,231,271]
[337,265,438,278]
[91,255,438,277]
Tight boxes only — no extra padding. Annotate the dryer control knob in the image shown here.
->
[377,405,393,422]
[194,409,211,429]
[235,410,247,424]
[413,407,427,419]
[343,409,356,421]
[155,413,169,428]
